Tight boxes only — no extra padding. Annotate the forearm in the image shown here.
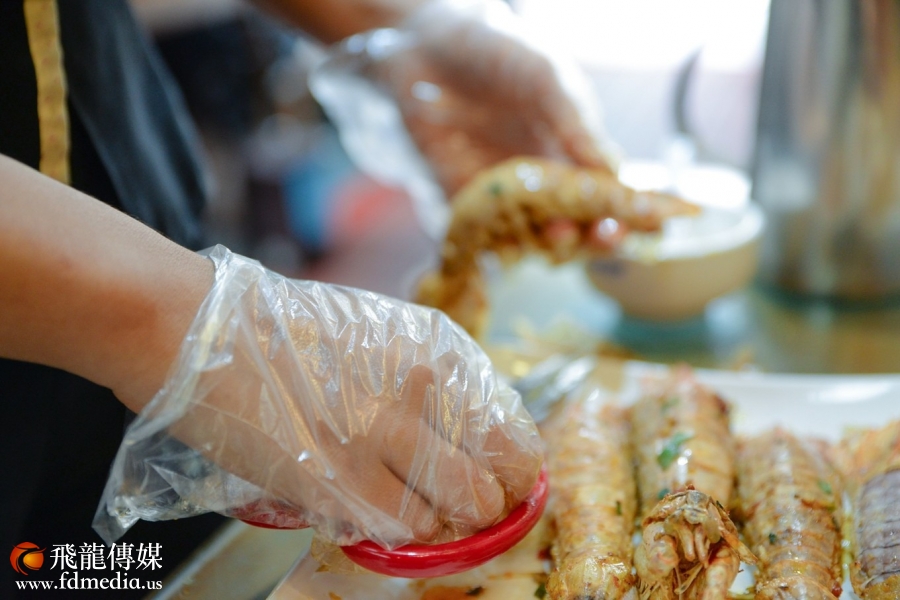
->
[0,155,213,411]
[258,0,429,44]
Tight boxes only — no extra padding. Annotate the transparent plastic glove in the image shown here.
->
[93,246,542,550]
[310,0,619,239]
[392,0,618,193]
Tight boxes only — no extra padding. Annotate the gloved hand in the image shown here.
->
[386,0,618,196]
[310,0,618,237]
[94,246,542,549]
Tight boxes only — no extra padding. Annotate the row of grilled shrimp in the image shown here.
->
[544,366,897,600]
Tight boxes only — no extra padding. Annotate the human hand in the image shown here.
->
[379,0,618,196]
[95,246,542,549]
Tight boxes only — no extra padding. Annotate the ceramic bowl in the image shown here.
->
[586,162,765,321]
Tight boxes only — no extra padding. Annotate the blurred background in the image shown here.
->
[130,0,770,295]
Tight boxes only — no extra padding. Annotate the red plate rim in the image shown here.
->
[340,465,549,578]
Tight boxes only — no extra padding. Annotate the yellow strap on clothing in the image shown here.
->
[23,0,70,185]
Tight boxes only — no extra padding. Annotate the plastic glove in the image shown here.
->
[387,0,618,195]
[310,0,619,238]
[93,246,542,549]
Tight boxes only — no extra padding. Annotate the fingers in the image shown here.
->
[433,521,480,543]
[539,89,614,173]
[395,42,613,195]
[481,385,543,508]
[564,129,616,172]
[587,218,629,253]
[504,43,614,173]
[392,359,541,517]
[349,463,443,544]
[306,460,442,545]
[380,413,506,529]
[483,426,542,507]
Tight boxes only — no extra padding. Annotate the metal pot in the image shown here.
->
[752,0,900,299]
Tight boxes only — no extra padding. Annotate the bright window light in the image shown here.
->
[514,0,770,71]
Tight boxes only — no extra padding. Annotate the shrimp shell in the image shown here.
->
[838,420,900,599]
[631,367,753,599]
[736,429,842,600]
[633,488,754,600]
[416,156,698,337]
[631,366,735,516]
[544,395,637,600]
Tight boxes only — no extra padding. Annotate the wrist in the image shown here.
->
[101,248,214,413]
[0,156,215,412]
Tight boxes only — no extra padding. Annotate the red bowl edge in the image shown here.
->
[341,465,549,578]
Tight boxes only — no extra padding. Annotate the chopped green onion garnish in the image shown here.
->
[657,432,694,470]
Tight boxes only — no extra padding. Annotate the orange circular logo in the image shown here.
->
[10,543,44,575]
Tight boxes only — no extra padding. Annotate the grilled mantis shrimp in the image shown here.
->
[838,420,900,599]
[544,394,637,599]
[736,429,842,600]
[416,156,698,337]
[635,489,751,600]
[632,368,735,511]
[631,367,754,600]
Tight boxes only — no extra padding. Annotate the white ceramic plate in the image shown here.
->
[271,364,900,600]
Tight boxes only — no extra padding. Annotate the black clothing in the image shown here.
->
[0,0,207,247]
[1,2,225,597]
